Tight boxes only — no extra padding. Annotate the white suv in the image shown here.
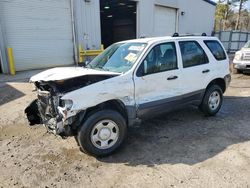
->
[25,35,231,156]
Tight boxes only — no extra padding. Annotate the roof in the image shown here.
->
[119,36,218,45]
[203,0,216,6]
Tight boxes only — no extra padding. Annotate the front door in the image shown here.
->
[134,41,182,118]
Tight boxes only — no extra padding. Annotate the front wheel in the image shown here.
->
[77,110,127,157]
[200,85,223,116]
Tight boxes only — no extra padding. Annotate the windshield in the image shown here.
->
[243,41,250,48]
[86,42,147,73]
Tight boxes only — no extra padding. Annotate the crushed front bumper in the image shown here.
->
[24,99,76,137]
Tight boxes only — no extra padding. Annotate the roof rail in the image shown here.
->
[172,33,207,37]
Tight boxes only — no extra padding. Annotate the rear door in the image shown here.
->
[177,40,212,98]
[134,41,182,118]
[203,39,230,78]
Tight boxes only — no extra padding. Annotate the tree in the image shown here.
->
[214,0,250,31]
[234,0,248,30]
[214,1,233,31]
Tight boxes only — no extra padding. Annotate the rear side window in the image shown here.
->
[204,40,226,61]
[179,41,209,68]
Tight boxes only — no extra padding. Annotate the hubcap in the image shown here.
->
[90,120,119,150]
[208,91,221,111]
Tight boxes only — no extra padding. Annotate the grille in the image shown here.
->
[243,53,250,60]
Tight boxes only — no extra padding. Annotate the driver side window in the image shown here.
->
[137,42,178,76]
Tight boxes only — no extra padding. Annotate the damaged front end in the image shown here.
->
[24,81,76,136]
[25,74,116,137]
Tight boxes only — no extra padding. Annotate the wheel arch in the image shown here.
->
[206,78,226,93]
[84,99,129,125]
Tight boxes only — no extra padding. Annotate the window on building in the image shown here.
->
[179,41,209,68]
[204,40,227,60]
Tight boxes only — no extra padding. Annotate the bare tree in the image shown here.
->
[234,0,248,30]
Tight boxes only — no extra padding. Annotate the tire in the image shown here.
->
[77,110,127,157]
[200,85,223,116]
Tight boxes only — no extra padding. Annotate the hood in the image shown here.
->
[30,67,120,82]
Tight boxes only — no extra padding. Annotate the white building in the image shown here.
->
[0,0,216,73]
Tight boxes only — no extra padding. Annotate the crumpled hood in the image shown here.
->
[30,67,120,82]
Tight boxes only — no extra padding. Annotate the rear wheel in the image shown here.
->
[200,85,223,116]
[77,110,127,156]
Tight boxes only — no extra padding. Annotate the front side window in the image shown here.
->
[179,41,209,68]
[87,42,147,73]
[137,42,177,76]
[204,40,226,60]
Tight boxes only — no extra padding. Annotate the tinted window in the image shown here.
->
[179,41,209,68]
[138,42,177,76]
[204,40,226,60]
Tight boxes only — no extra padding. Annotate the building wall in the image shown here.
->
[178,0,215,35]
[0,0,75,73]
[74,0,101,50]
[135,0,178,38]
[0,0,216,73]
[135,0,215,38]
[61,0,215,47]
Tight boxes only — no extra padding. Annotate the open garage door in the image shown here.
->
[100,0,137,48]
[0,0,74,71]
[154,5,177,37]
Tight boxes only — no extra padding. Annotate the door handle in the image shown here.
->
[202,69,210,73]
[167,76,178,80]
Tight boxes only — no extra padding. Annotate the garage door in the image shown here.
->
[0,0,74,71]
[154,5,177,37]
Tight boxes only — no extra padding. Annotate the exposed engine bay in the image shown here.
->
[25,74,116,137]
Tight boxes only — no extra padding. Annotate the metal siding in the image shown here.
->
[74,0,101,50]
[0,0,74,71]
[178,0,215,35]
[154,5,176,36]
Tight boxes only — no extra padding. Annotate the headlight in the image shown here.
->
[234,51,243,61]
[61,99,73,110]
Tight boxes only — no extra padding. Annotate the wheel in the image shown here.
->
[200,85,223,116]
[77,110,127,156]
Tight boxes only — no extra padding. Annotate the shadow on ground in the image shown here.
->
[0,84,25,106]
[98,96,250,166]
